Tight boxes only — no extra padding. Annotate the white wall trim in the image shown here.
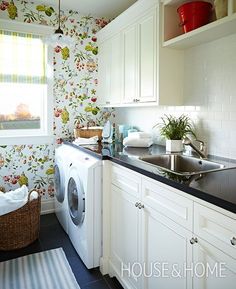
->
[0,19,54,35]
[41,198,55,215]
[0,135,54,145]
[97,0,158,42]
[100,160,112,275]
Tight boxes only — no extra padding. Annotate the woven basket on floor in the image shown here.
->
[0,190,41,251]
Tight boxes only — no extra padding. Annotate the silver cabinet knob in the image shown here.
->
[138,203,144,210]
[135,202,139,207]
[136,99,140,102]
[105,101,110,104]
[230,237,236,246]
[190,237,198,245]
[133,99,136,103]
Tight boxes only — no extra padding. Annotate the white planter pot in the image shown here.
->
[166,139,183,152]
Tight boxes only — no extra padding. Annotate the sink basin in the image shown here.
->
[139,154,233,176]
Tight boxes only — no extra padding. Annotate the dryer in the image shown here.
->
[66,148,102,269]
[54,144,74,234]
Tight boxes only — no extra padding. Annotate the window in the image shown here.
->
[0,20,53,142]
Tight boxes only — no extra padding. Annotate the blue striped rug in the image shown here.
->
[0,248,80,289]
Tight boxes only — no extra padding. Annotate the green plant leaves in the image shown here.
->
[155,114,196,140]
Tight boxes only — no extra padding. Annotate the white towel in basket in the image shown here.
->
[73,135,98,145]
[0,185,38,216]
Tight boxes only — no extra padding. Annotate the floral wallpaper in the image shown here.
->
[0,0,112,199]
[0,144,54,198]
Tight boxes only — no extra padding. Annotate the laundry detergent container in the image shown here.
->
[177,1,212,33]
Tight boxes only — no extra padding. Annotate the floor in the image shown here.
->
[0,213,123,289]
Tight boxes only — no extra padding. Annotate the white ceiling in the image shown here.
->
[33,0,137,18]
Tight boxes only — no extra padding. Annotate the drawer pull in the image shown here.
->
[138,203,144,210]
[135,202,139,207]
[190,237,198,245]
[230,237,236,246]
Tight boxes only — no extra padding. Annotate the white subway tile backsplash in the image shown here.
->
[207,102,222,112]
[222,103,236,112]
[214,112,229,121]
[229,112,236,121]
[222,120,236,131]
[229,95,236,105]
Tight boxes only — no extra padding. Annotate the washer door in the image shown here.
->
[67,175,85,226]
[54,164,65,203]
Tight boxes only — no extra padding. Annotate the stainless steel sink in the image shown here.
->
[139,154,235,176]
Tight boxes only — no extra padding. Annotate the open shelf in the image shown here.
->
[163,12,236,49]
[162,0,236,49]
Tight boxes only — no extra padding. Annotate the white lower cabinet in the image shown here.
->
[193,237,236,289]
[141,204,193,289]
[110,184,141,289]
[107,164,236,289]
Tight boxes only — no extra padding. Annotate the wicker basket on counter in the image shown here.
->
[0,190,41,251]
[74,127,103,140]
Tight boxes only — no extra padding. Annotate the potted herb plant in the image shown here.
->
[154,114,196,152]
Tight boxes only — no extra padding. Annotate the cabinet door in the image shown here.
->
[97,40,111,106]
[110,33,122,105]
[123,24,137,104]
[193,237,236,289]
[110,184,141,289]
[138,10,156,103]
[141,204,193,289]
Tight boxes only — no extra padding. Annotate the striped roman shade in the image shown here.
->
[0,30,46,84]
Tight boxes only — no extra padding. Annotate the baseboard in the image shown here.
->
[100,256,110,275]
[41,198,55,215]
[109,261,132,289]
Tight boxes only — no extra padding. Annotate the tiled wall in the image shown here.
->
[115,33,236,159]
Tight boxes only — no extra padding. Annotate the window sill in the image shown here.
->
[0,135,55,145]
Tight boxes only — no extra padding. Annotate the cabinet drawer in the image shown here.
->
[142,177,193,231]
[194,203,236,259]
[111,164,141,198]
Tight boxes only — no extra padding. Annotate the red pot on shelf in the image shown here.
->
[177,1,212,33]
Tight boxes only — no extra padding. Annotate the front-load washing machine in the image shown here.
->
[54,144,75,234]
[66,147,102,269]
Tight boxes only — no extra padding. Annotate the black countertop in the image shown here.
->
[63,141,236,214]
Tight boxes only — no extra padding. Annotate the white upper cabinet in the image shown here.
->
[123,24,138,104]
[97,34,121,106]
[138,10,157,103]
[123,9,157,104]
[110,33,122,106]
[97,40,111,106]
[97,0,183,107]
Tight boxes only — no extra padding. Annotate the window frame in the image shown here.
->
[0,19,54,145]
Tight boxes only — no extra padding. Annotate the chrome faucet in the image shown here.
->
[182,137,207,159]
